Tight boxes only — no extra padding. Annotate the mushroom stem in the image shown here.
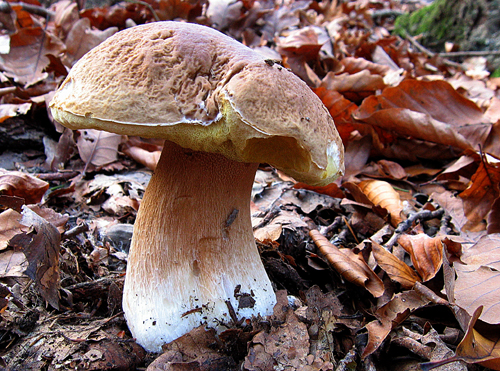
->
[123,140,276,352]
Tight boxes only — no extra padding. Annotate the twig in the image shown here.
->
[385,208,445,249]
[404,33,463,69]
[0,1,55,17]
[439,50,500,58]
[61,222,89,240]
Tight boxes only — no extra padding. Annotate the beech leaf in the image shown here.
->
[310,230,385,298]
[398,234,444,282]
[358,180,404,227]
[371,241,421,289]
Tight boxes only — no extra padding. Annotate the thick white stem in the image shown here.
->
[123,141,276,352]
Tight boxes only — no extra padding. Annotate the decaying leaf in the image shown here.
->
[310,230,385,298]
[363,290,431,358]
[459,155,500,232]
[371,241,421,289]
[358,179,404,226]
[8,206,62,309]
[76,129,123,167]
[422,307,500,370]
[454,234,500,324]
[398,233,443,282]
[0,169,49,204]
[354,79,487,152]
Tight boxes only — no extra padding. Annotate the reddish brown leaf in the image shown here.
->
[310,230,385,297]
[363,290,431,358]
[453,234,500,324]
[398,234,443,282]
[354,80,487,151]
[0,169,49,204]
[358,180,404,227]
[0,27,65,85]
[459,156,500,231]
[372,241,421,289]
[313,87,358,143]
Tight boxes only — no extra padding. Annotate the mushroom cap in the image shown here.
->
[50,21,344,185]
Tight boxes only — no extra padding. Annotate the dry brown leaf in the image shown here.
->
[398,234,443,282]
[122,145,161,171]
[363,290,431,358]
[8,206,62,309]
[313,87,358,143]
[341,57,391,76]
[0,169,49,204]
[422,307,500,370]
[76,129,123,167]
[459,156,500,232]
[487,198,500,234]
[376,159,407,180]
[244,309,310,370]
[354,80,487,151]
[358,179,404,227]
[453,234,500,324]
[0,27,65,86]
[371,241,421,289]
[62,18,118,66]
[310,230,385,297]
[320,70,386,101]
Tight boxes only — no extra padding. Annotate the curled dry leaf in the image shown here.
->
[0,169,49,204]
[398,234,444,282]
[358,179,404,227]
[459,156,500,232]
[313,87,358,143]
[363,290,431,358]
[371,241,421,289]
[310,230,385,298]
[354,80,487,151]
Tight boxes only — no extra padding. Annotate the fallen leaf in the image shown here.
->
[310,230,385,298]
[354,79,487,151]
[0,169,49,204]
[454,234,500,324]
[358,179,404,227]
[8,206,62,309]
[62,18,118,66]
[459,155,500,232]
[244,309,310,370]
[363,290,431,358]
[371,241,421,289]
[0,27,65,86]
[398,234,443,282]
[76,129,123,167]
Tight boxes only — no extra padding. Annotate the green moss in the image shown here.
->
[492,67,500,78]
[393,0,471,49]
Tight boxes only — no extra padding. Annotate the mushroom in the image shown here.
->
[50,21,344,352]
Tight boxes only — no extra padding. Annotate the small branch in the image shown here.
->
[439,50,500,58]
[0,1,55,17]
[385,209,445,249]
[61,222,89,240]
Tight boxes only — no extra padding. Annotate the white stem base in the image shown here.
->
[122,141,276,352]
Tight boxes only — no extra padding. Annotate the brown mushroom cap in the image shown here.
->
[50,21,344,185]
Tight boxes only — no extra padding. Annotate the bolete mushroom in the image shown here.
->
[50,21,344,352]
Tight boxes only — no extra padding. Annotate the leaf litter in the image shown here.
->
[1,0,500,370]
